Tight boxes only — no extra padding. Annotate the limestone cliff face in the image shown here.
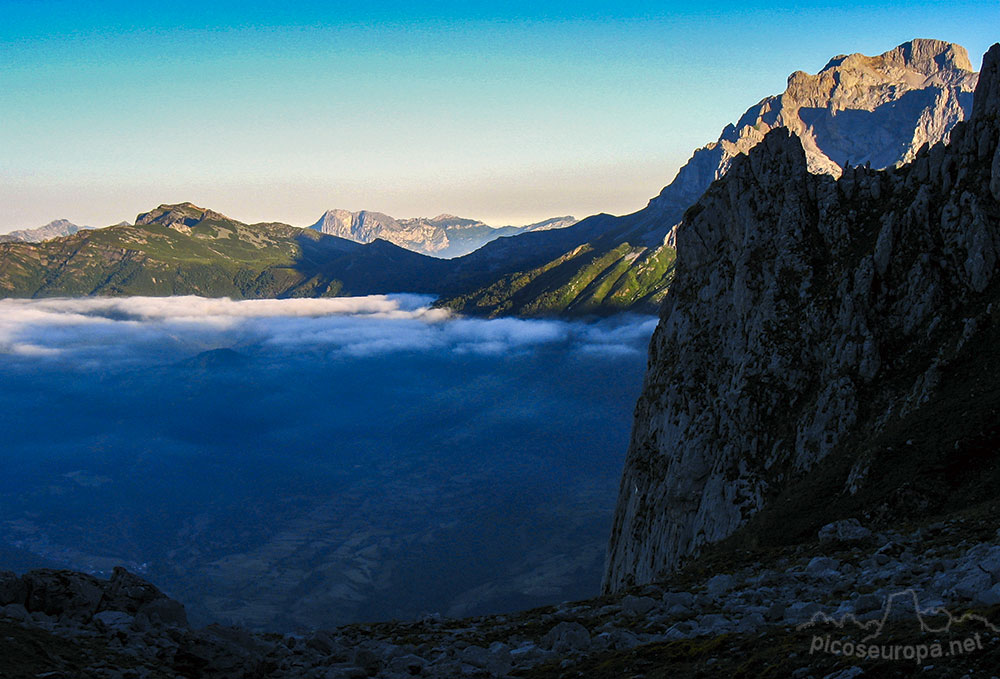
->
[649,39,978,225]
[604,44,1000,593]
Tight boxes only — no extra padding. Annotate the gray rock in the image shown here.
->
[100,567,166,615]
[324,668,367,679]
[819,519,872,543]
[763,602,786,622]
[541,621,591,653]
[22,569,104,622]
[972,582,1000,608]
[662,591,695,608]
[953,570,992,600]
[0,571,26,607]
[458,645,490,668]
[135,597,188,628]
[824,667,865,679]
[93,611,135,633]
[854,593,883,614]
[387,653,428,675]
[785,602,823,623]
[694,613,730,632]
[705,574,736,599]
[806,557,840,577]
[621,594,658,616]
[977,545,1000,582]
[1,603,29,622]
[352,647,382,673]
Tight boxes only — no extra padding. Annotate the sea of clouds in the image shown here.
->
[0,295,659,366]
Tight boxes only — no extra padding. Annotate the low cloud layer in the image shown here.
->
[0,295,658,367]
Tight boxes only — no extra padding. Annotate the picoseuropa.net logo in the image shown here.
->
[798,590,999,665]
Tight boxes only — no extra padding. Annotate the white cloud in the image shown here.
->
[0,296,657,367]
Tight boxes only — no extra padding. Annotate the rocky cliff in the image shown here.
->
[650,38,977,218]
[604,43,1000,592]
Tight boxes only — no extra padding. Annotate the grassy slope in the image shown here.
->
[437,239,676,317]
[0,211,450,299]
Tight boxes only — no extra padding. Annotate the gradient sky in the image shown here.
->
[1,1,997,231]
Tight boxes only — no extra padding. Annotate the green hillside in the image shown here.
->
[437,239,675,317]
[0,203,450,299]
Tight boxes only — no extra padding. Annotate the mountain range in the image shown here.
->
[308,210,576,258]
[0,203,454,299]
[0,39,983,317]
[437,38,979,316]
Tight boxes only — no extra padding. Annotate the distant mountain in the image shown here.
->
[0,203,449,299]
[0,219,90,243]
[437,39,979,317]
[309,209,577,258]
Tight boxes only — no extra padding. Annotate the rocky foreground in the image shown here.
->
[3,508,1000,679]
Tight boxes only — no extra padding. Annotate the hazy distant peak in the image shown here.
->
[309,208,577,257]
[0,218,88,243]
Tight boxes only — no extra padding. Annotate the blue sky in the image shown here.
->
[1,1,997,230]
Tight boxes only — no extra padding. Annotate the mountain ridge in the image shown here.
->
[309,209,577,258]
[436,38,979,318]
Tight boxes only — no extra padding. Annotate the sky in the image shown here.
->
[1,1,998,231]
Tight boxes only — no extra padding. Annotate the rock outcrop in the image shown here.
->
[604,43,1000,592]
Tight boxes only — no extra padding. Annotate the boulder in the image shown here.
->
[136,597,188,628]
[387,653,428,675]
[0,571,26,607]
[99,567,166,614]
[819,519,872,543]
[93,610,135,634]
[541,621,591,653]
[621,594,658,617]
[953,570,992,600]
[705,574,736,599]
[22,569,104,621]
[1,603,29,622]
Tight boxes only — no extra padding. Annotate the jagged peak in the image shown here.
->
[973,43,1000,120]
[819,39,973,76]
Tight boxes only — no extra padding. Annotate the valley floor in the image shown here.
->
[3,501,1000,678]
